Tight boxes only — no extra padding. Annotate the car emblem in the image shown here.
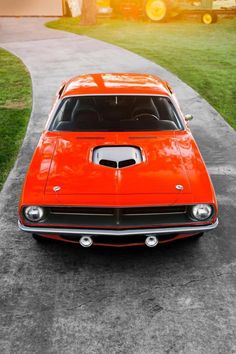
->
[53,186,61,192]
[176,184,184,191]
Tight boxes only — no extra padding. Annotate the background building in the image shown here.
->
[0,0,66,16]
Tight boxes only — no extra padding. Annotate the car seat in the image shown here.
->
[71,99,100,131]
[131,97,159,119]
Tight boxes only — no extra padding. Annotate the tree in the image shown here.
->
[80,0,97,26]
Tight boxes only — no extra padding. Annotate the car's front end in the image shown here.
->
[19,203,218,247]
[18,73,218,247]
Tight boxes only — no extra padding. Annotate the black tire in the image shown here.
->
[201,12,217,24]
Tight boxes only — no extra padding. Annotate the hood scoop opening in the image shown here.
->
[93,146,143,169]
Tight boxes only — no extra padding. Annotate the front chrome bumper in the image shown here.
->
[18,219,218,236]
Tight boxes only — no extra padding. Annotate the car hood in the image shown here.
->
[44,132,192,198]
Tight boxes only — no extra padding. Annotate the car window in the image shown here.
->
[50,95,183,132]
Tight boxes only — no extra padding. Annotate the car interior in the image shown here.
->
[50,95,183,132]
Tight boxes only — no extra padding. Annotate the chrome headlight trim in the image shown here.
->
[24,206,45,222]
[191,204,213,221]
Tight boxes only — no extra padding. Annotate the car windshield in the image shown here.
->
[50,95,183,132]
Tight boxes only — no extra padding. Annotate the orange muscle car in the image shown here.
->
[18,73,218,247]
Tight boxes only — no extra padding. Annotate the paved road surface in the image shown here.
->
[0,18,236,354]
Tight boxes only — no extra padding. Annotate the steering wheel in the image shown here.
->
[133,113,159,121]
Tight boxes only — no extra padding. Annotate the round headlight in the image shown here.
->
[24,206,44,222]
[191,204,213,221]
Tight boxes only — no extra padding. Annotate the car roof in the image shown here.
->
[61,73,171,98]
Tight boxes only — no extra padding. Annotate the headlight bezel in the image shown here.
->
[24,206,45,223]
[189,204,214,221]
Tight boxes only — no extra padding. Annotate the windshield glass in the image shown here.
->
[50,95,183,132]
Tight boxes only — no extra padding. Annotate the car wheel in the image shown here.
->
[145,0,169,22]
[32,233,51,243]
[201,12,217,24]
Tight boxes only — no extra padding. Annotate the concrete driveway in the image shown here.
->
[0,18,236,354]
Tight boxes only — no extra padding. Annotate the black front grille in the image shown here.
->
[122,206,186,215]
[29,205,192,229]
[50,207,114,216]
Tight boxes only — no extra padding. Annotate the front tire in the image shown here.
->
[145,0,168,22]
[201,12,217,24]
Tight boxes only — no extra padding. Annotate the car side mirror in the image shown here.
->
[185,114,193,121]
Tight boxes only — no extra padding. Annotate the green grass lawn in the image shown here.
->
[0,48,31,190]
[47,17,236,129]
